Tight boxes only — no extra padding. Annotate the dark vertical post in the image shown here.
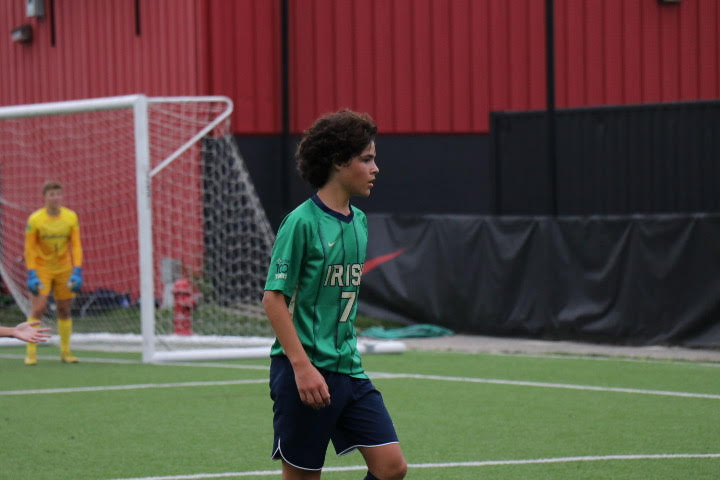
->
[49,0,56,46]
[280,0,291,214]
[135,0,141,36]
[489,113,502,215]
[546,0,558,215]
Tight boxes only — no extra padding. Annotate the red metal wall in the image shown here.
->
[0,0,280,133]
[1,0,207,101]
[290,0,720,133]
[290,0,547,134]
[1,0,720,134]
[554,0,720,107]
[207,0,281,133]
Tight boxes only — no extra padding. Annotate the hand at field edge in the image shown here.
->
[13,321,52,343]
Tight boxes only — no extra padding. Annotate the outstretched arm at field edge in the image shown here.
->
[0,321,51,343]
[262,290,331,409]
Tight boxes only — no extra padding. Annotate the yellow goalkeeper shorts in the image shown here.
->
[36,268,75,300]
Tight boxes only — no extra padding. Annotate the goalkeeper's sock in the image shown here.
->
[24,317,39,365]
[58,318,78,363]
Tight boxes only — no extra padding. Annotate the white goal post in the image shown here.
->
[0,95,405,362]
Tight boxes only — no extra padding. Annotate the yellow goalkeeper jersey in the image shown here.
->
[25,207,83,272]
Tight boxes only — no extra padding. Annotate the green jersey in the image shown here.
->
[265,195,368,378]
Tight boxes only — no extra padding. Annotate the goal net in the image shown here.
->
[0,95,277,362]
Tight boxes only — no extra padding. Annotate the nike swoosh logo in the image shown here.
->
[364,249,406,274]
[328,242,336,247]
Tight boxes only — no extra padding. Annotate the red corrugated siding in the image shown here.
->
[2,0,720,134]
[555,0,720,108]
[289,0,547,133]
[289,0,720,133]
[0,0,280,133]
[0,0,206,105]
[207,0,281,133]
[698,0,719,99]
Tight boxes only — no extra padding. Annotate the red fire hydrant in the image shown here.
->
[172,278,196,335]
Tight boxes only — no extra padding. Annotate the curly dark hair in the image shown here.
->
[296,109,377,189]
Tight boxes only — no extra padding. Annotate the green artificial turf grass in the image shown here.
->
[1,349,718,480]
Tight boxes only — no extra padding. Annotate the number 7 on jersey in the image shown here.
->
[339,291,356,323]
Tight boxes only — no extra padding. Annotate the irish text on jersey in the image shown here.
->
[323,263,364,287]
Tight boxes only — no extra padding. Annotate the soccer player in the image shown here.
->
[0,321,51,343]
[262,110,407,480]
[24,180,84,365]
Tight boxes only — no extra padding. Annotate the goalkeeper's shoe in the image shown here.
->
[61,352,79,363]
[25,342,38,365]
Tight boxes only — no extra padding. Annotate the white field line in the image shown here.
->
[3,349,720,368]
[0,353,270,370]
[2,369,719,400]
[367,372,720,400]
[1,354,719,400]
[0,379,268,396]
[485,351,720,368]
[105,453,720,480]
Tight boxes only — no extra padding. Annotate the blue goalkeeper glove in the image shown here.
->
[68,267,83,293]
[26,269,43,295]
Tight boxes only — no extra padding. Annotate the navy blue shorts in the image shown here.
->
[269,355,399,471]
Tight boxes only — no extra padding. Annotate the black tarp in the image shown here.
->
[359,213,720,348]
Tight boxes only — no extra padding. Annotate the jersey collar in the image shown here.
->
[312,195,354,223]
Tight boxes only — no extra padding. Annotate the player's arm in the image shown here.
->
[24,218,43,294]
[68,214,83,292]
[0,321,51,343]
[24,219,38,271]
[263,214,330,408]
[70,219,83,267]
[262,290,331,409]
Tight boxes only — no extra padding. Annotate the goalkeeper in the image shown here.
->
[24,181,84,365]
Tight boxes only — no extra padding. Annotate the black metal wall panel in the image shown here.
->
[492,101,720,215]
[490,112,550,214]
[237,134,491,230]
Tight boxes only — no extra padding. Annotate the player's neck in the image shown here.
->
[315,185,351,216]
[45,206,60,216]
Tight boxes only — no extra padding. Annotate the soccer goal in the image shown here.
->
[0,95,406,362]
[0,95,281,362]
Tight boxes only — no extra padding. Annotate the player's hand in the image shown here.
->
[293,362,331,409]
[26,269,43,295]
[68,266,83,293]
[13,321,51,343]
